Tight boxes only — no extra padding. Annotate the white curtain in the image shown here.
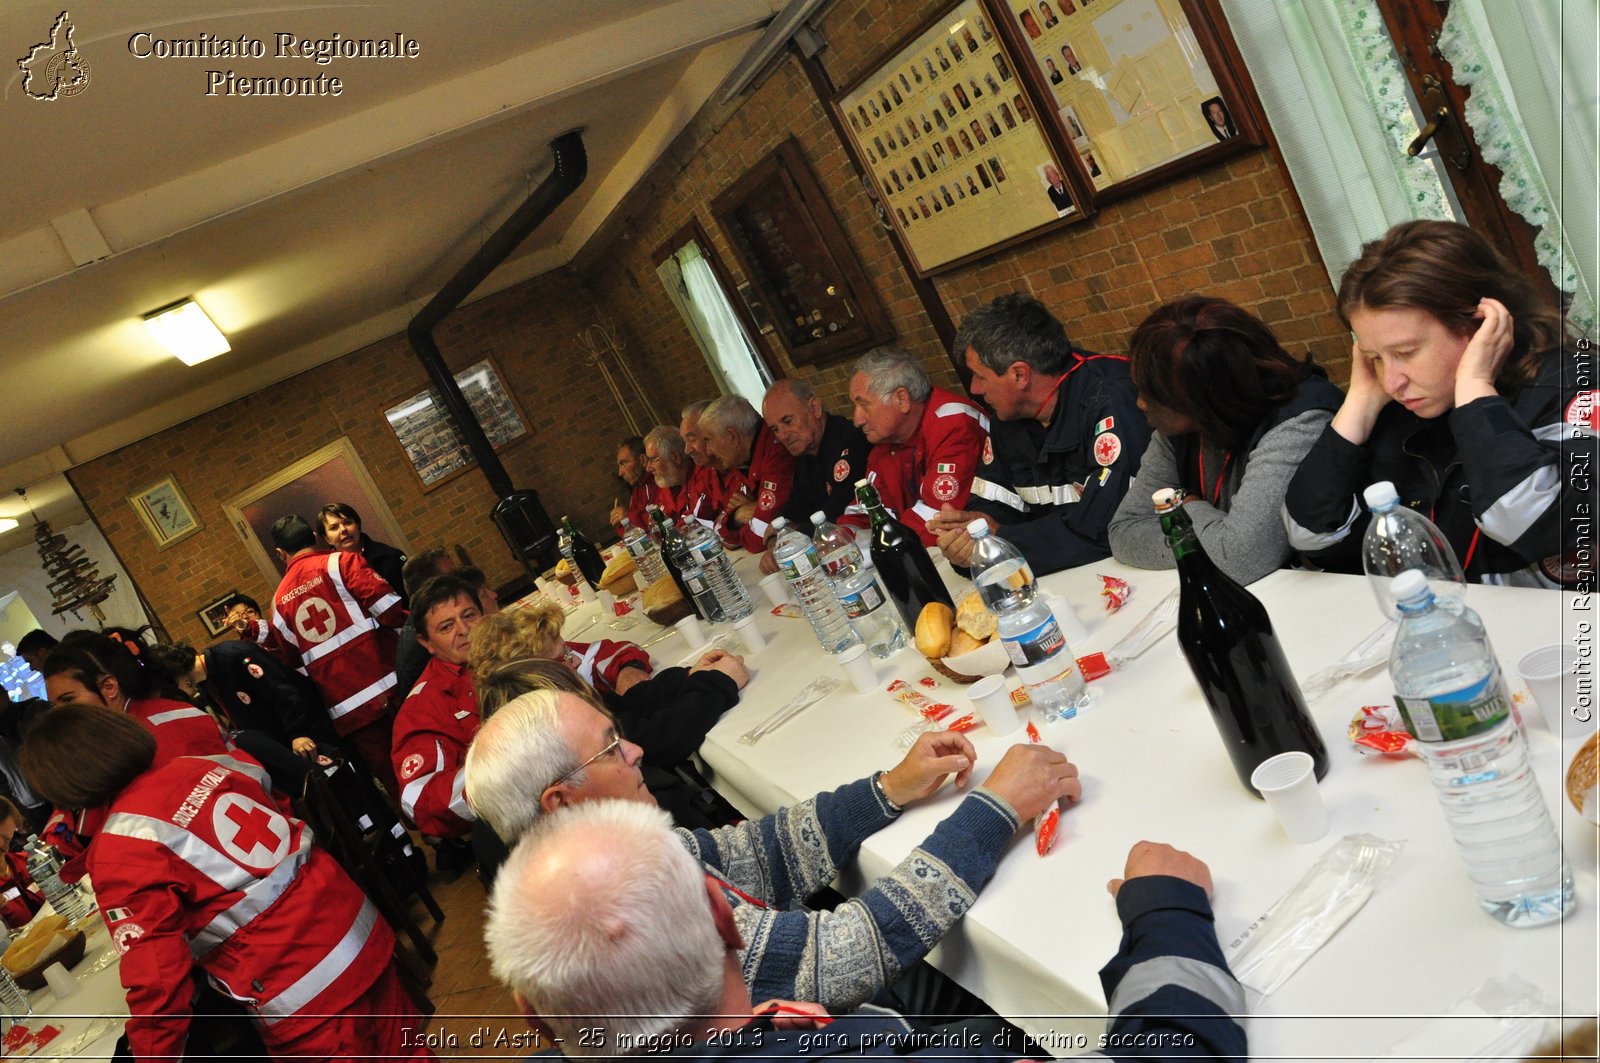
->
[1439,1,1598,337]
[1218,0,1455,287]
[0,519,151,640]
[656,242,771,408]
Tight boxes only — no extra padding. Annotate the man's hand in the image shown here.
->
[1330,340,1392,445]
[928,505,994,567]
[759,547,780,575]
[880,731,977,807]
[690,649,749,689]
[753,1000,833,1030]
[614,665,648,696]
[608,504,628,526]
[733,502,759,526]
[229,614,254,637]
[1454,297,1514,407]
[291,736,318,758]
[979,743,1082,823]
[1107,840,1213,899]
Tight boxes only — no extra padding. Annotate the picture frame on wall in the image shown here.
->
[383,358,531,491]
[128,475,203,549]
[831,0,1090,277]
[197,590,242,637]
[989,0,1261,205]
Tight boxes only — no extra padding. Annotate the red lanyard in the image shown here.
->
[1196,446,1232,505]
[1034,371,1073,424]
[1426,503,1482,571]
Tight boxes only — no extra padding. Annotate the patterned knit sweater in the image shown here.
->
[678,775,1020,1010]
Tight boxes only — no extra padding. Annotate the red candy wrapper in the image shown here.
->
[945,713,977,733]
[887,679,954,722]
[1099,574,1131,613]
[1077,652,1112,681]
[1348,705,1413,757]
[919,676,939,689]
[1024,721,1059,854]
[770,604,803,618]
[612,598,633,616]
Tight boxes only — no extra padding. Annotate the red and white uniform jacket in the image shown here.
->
[90,754,393,1062]
[682,463,727,530]
[718,426,797,552]
[0,852,44,929]
[263,550,406,736]
[852,385,990,545]
[391,657,478,839]
[564,638,651,698]
[614,479,659,536]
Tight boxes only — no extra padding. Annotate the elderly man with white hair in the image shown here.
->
[699,394,796,552]
[847,348,990,546]
[486,798,1248,1060]
[466,689,1081,1013]
[643,425,695,518]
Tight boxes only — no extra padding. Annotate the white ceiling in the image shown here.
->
[0,0,783,552]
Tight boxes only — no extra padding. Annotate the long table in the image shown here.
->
[4,897,125,1060]
[689,554,1598,1059]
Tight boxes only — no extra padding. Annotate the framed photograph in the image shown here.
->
[990,0,1261,204]
[197,590,242,637]
[383,358,531,491]
[831,0,1089,277]
[710,139,895,366]
[128,475,203,549]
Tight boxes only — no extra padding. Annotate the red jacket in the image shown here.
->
[718,426,797,552]
[0,852,43,929]
[263,549,406,736]
[89,754,394,1061]
[681,463,726,529]
[615,479,658,536]
[564,638,651,698]
[856,385,990,545]
[391,657,478,838]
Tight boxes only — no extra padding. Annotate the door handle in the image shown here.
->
[1405,75,1472,171]
[1406,106,1449,156]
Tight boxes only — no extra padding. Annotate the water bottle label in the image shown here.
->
[1394,672,1510,742]
[778,547,817,581]
[1002,614,1066,668]
[839,584,885,619]
[685,574,710,595]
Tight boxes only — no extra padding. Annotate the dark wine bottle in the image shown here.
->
[855,479,953,633]
[562,516,606,588]
[1156,488,1328,795]
[648,506,704,620]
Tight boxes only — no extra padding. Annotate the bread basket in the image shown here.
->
[1567,729,1599,822]
[8,928,86,991]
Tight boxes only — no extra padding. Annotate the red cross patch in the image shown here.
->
[1564,390,1600,432]
[113,923,146,955]
[213,793,289,871]
[982,437,994,465]
[833,459,851,482]
[759,488,777,511]
[1094,432,1122,467]
[293,598,337,644]
[931,473,960,501]
[235,691,251,706]
[246,662,264,679]
[401,753,426,780]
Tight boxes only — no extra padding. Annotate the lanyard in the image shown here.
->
[1426,503,1482,571]
[1034,370,1073,424]
[1196,445,1232,505]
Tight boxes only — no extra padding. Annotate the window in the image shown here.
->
[654,221,776,408]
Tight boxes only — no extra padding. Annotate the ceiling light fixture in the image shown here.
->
[142,298,230,365]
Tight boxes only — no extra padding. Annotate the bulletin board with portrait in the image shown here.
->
[993,0,1260,204]
[832,0,1089,278]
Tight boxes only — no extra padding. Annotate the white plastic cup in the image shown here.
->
[598,589,617,615]
[759,572,791,607]
[1250,751,1328,844]
[43,960,78,999]
[535,576,559,601]
[968,675,1021,735]
[836,644,878,694]
[1046,595,1091,646]
[1517,645,1588,737]
[674,614,707,650]
[574,580,597,604]
[733,615,767,652]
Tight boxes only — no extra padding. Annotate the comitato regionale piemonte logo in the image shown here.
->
[17,11,92,100]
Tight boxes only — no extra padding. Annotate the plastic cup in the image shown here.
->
[43,960,78,999]
[534,576,559,601]
[836,644,878,694]
[733,615,767,652]
[968,675,1021,735]
[759,572,791,607]
[1517,645,1589,737]
[573,581,597,604]
[1250,751,1328,844]
[598,589,617,615]
[1046,595,1091,646]
[674,615,707,650]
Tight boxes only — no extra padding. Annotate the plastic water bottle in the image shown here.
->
[620,519,671,587]
[965,520,1088,720]
[0,963,32,1022]
[1362,481,1465,619]
[771,518,862,654]
[679,518,753,622]
[23,836,90,922]
[813,511,906,658]
[1389,570,1572,927]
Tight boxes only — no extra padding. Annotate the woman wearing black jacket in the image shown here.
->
[1284,220,1587,587]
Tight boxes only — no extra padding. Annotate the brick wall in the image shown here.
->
[68,268,632,649]
[581,0,1349,423]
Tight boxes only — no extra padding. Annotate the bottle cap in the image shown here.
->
[771,517,787,531]
[1151,488,1183,511]
[965,517,989,537]
[811,511,826,526]
[1363,481,1400,510]
[1390,569,1430,605]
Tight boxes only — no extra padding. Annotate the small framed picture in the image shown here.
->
[128,475,203,549]
[197,590,242,637]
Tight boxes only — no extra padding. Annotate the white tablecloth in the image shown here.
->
[6,895,126,1061]
[694,553,1598,1059]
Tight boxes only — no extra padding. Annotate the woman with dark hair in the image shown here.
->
[1284,220,1585,586]
[19,706,431,1060]
[316,502,409,606]
[1109,296,1344,584]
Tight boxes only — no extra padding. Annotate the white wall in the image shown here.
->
[0,520,151,638]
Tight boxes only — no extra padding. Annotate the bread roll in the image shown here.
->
[955,591,998,640]
[600,553,636,585]
[915,602,955,658]
[948,628,985,657]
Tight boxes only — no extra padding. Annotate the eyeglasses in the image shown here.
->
[549,733,623,787]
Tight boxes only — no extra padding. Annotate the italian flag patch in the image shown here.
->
[1094,416,1115,434]
[935,462,956,473]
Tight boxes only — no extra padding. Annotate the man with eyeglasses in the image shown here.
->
[465,689,1083,1014]
[644,425,695,518]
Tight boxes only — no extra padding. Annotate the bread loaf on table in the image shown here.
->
[914,603,955,658]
